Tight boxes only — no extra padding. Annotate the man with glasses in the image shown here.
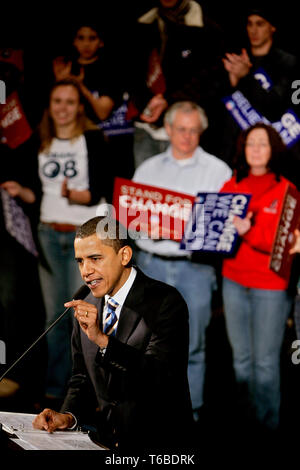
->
[133,101,231,422]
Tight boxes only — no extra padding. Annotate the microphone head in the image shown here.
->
[73,284,90,300]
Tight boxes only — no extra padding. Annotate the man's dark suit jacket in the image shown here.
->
[60,268,193,450]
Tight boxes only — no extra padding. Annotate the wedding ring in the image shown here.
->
[85,311,89,318]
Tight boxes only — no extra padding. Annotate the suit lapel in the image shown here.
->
[115,268,146,344]
[82,269,148,347]
[116,306,141,343]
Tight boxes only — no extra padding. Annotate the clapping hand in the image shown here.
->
[53,57,85,84]
[223,48,252,87]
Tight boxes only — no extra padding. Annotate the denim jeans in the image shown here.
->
[136,250,216,411]
[222,277,291,429]
[133,127,169,170]
[38,223,83,398]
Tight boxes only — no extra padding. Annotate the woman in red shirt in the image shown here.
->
[221,123,294,431]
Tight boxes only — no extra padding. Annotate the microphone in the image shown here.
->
[0,284,90,383]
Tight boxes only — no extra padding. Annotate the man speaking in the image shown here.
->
[33,216,193,450]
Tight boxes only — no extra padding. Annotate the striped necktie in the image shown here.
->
[103,297,119,336]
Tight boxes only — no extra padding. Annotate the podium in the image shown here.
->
[0,412,107,451]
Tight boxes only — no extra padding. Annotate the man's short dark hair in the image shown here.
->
[76,216,130,254]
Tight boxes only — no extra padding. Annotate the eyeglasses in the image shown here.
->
[172,126,201,136]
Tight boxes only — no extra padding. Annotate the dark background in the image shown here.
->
[0,1,299,56]
[2,1,299,126]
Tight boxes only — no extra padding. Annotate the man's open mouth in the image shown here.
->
[86,279,102,289]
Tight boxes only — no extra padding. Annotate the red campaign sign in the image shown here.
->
[270,184,300,279]
[0,91,32,148]
[146,49,166,96]
[113,177,195,241]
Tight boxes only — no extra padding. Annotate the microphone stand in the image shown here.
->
[0,306,71,383]
[0,283,89,383]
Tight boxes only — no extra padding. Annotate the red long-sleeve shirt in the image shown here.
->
[221,172,294,290]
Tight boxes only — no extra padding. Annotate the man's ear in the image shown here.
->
[120,246,133,266]
[165,122,172,138]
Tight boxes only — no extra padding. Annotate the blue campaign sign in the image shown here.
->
[99,94,134,137]
[222,67,300,148]
[180,192,251,254]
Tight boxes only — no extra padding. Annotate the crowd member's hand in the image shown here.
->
[33,409,74,433]
[140,94,168,123]
[61,178,91,204]
[1,180,23,198]
[233,211,253,236]
[72,67,85,85]
[64,299,108,349]
[53,57,73,81]
[289,228,300,254]
[0,181,35,203]
[53,57,85,84]
[61,178,69,198]
[223,48,252,87]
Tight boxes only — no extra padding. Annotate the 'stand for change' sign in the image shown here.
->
[113,177,195,241]
[180,192,251,254]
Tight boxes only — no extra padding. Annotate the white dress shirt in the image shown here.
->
[102,266,137,330]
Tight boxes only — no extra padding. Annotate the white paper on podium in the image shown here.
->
[0,411,105,450]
